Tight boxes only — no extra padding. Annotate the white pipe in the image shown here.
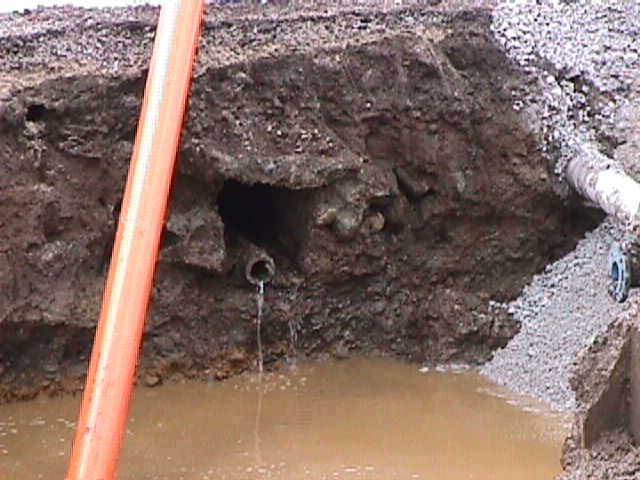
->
[566,146,640,232]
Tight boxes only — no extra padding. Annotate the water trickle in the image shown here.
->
[256,280,265,375]
[287,316,302,359]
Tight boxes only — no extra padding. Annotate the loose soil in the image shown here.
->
[558,314,640,480]
[10,2,640,479]
[5,2,639,479]
[0,3,600,404]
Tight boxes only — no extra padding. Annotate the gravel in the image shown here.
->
[482,1,640,412]
[481,221,629,411]
[0,3,484,100]
[491,0,640,185]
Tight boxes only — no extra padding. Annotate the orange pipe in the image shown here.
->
[66,1,204,479]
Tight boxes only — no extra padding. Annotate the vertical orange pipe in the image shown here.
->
[66,1,204,479]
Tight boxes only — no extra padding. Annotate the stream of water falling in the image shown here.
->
[256,280,265,375]
[287,315,301,359]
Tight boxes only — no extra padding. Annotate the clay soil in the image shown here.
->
[0,0,599,425]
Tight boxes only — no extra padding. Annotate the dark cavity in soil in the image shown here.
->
[217,180,307,264]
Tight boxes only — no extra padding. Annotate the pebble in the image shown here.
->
[143,374,161,387]
[491,1,640,186]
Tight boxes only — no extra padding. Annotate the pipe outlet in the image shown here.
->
[245,250,276,285]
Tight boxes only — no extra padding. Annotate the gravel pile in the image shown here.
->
[491,0,640,184]
[481,221,628,411]
[483,1,640,412]
[493,1,640,94]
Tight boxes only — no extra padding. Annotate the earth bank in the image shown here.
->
[0,4,599,403]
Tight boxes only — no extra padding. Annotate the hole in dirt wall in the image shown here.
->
[216,180,310,266]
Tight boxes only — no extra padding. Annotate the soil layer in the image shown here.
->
[0,4,599,403]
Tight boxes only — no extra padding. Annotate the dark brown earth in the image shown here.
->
[559,312,640,480]
[0,3,601,407]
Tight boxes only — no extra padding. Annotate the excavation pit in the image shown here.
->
[0,2,604,404]
[0,2,626,479]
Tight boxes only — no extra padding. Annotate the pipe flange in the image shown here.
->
[608,241,631,303]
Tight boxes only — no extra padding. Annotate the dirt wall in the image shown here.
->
[560,315,640,480]
[0,5,599,402]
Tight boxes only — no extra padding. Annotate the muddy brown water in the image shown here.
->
[0,358,569,480]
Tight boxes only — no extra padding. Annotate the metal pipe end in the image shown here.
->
[245,253,275,285]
